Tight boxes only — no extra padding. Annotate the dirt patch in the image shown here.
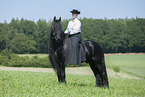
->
[0,67,140,79]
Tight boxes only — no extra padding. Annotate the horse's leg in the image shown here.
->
[96,59,109,88]
[49,55,61,83]
[56,67,61,83]
[89,61,103,87]
[60,66,66,83]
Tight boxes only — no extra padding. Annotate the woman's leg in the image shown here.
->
[69,34,81,65]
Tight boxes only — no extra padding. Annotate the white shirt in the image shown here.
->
[64,18,81,35]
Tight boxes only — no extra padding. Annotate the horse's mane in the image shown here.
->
[49,17,66,70]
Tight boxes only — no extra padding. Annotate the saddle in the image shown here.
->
[81,42,86,55]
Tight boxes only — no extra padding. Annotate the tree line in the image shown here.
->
[0,17,145,53]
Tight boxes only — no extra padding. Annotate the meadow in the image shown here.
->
[17,53,145,78]
[105,54,145,79]
[0,54,145,96]
[0,70,145,97]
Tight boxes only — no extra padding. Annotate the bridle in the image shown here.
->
[50,22,68,53]
[52,35,68,54]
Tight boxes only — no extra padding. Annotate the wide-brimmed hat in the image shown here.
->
[70,9,80,14]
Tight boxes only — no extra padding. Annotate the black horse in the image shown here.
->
[49,17,109,88]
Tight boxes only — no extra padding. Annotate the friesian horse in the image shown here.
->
[49,17,109,88]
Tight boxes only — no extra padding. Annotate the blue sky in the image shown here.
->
[0,0,145,23]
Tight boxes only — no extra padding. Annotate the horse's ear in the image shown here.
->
[54,16,56,21]
[59,17,61,21]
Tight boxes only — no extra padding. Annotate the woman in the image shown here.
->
[64,9,86,65]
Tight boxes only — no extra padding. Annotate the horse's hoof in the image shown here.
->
[59,81,66,84]
[104,86,109,89]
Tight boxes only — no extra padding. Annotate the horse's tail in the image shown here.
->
[102,57,109,88]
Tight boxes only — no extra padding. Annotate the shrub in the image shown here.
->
[113,66,120,76]
[0,49,11,59]
[0,55,9,66]
[0,53,51,68]
[0,50,12,66]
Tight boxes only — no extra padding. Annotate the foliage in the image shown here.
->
[0,70,145,97]
[0,49,11,59]
[113,66,120,75]
[0,17,145,53]
[0,52,51,68]
[10,34,37,53]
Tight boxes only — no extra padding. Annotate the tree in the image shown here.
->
[34,19,50,53]
[1,17,145,53]
[0,23,8,50]
[9,34,36,53]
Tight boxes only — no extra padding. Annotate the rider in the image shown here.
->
[64,9,86,65]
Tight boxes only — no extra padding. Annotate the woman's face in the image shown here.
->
[72,13,78,19]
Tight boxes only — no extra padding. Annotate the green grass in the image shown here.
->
[17,54,48,58]
[19,54,145,78]
[105,54,145,78]
[0,70,145,97]
[15,54,145,79]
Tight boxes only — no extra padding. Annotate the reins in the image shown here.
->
[53,36,68,53]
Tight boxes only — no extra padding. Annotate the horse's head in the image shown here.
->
[50,16,64,42]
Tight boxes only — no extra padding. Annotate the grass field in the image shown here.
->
[17,54,48,58]
[18,53,145,78]
[0,70,145,97]
[1,54,145,96]
[105,54,145,78]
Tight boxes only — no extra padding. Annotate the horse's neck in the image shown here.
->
[50,32,65,50]
[53,41,63,50]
